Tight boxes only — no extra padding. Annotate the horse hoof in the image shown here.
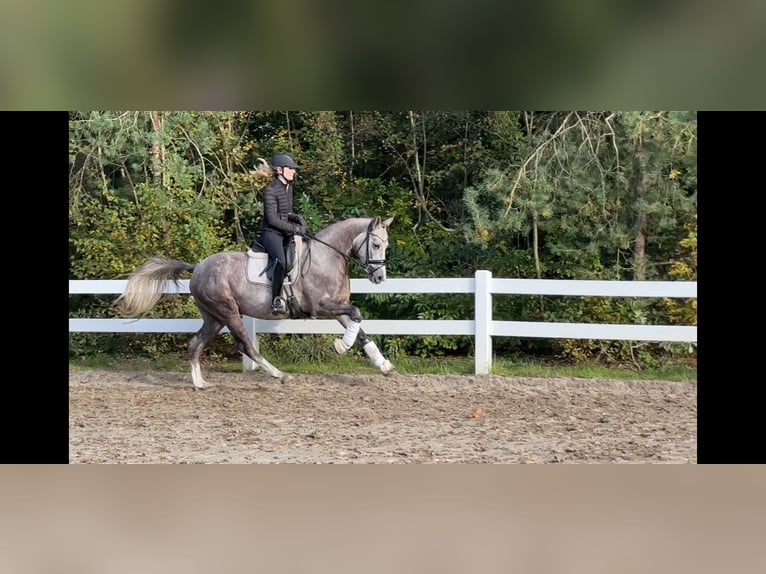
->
[380,360,395,375]
[334,338,350,355]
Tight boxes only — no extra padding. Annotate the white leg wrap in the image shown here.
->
[342,321,361,347]
[363,340,385,368]
[334,321,360,355]
[364,341,394,374]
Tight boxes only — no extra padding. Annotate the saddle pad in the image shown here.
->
[245,236,304,287]
[246,249,270,285]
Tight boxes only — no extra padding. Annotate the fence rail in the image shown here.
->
[69,271,697,374]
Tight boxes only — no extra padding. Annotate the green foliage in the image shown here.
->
[69,110,697,367]
[663,214,697,326]
[256,334,338,365]
[69,183,227,279]
[69,332,192,361]
[536,296,697,366]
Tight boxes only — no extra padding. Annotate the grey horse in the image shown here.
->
[115,216,395,389]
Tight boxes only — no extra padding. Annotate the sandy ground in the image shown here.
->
[69,369,696,464]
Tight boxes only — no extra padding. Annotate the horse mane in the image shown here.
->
[315,217,374,241]
[322,216,379,230]
[326,215,372,226]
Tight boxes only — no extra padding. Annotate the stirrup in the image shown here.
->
[271,297,287,313]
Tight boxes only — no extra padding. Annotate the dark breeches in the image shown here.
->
[261,230,288,270]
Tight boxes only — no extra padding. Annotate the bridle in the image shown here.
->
[305,220,387,279]
[354,223,388,276]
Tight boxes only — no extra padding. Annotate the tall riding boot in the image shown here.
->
[271,262,286,313]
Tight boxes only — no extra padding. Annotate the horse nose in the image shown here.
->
[369,266,386,284]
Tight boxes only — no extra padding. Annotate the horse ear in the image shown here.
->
[382,216,394,228]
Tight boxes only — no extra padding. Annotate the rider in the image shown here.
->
[258,152,307,314]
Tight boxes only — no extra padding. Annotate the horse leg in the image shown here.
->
[334,315,395,375]
[357,327,395,375]
[224,313,286,380]
[333,314,362,355]
[188,313,224,390]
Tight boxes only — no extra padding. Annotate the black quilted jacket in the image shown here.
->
[259,178,295,234]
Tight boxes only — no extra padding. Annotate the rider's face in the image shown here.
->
[281,166,297,182]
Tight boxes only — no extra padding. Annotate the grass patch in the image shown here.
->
[490,357,695,382]
[69,352,696,382]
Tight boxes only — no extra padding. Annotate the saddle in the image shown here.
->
[246,236,306,317]
[246,235,301,284]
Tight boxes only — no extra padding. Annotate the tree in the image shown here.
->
[463,111,697,282]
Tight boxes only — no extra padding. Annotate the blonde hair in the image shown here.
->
[249,158,274,182]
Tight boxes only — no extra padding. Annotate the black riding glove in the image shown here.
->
[293,224,308,236]
[287,213,307,226]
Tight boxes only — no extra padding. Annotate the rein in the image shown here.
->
[304,221,386,277]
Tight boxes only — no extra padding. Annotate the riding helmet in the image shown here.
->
[271,152,298,169]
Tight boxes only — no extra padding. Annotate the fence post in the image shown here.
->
[474,270,492,375]
[242,315,258,372]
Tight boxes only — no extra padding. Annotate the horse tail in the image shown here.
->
[114,257,196,317]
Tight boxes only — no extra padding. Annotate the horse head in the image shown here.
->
[355,216,394,284]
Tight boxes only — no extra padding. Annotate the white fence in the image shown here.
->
[69,271,697,374]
